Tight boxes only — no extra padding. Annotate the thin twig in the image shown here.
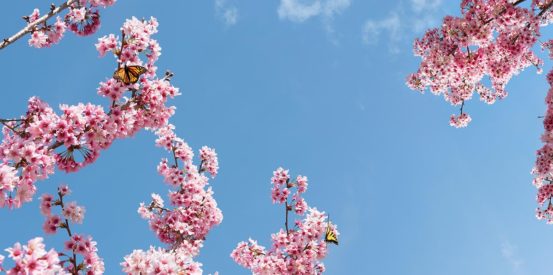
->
[284,201,290,236]
[0,0,77,50]
[57,190,79,275]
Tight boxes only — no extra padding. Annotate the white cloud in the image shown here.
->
[277,0,351,22]
[215,0,239,27]
[278,0,322,22]
[410,0,442,13]
[361,0,442,53]
[278,0,351,43]
[501,241,524,272]
[362,12,401,46]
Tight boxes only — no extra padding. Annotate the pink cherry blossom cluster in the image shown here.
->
[123,124,222,274]
[231,168,338,274]
[449,113,472,128]
[407,0,553,126]
[0,17,177,209]
[27,0,116,48]
[533,69,553,223]
[38,185,104,274]
[121,247,203,275]
[0,237,64,274]
[200,146,219,178]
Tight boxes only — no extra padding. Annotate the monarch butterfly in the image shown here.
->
[325,219,339,245]
[113,65,147,85]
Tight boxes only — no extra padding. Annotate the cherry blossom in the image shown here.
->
[38,185,104,274]
[121,247,202,275]
[199,146,219,178]
[409,0,553,224]
[231,168,339,274]
[407,0,553,126]
[449,113,472,128]
[0,17,179,209]
[0,237,65,274]
[17,1,117,49]
[121,125,222,274]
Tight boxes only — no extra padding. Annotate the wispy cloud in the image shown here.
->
[362,12,401,52]
[361,0,442,53]
[277,0,351,40]
[278,0,323,23]
[501,241,524,273]
[215,0,239,27]
[410,0,441,13]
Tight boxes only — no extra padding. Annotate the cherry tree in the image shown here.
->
[0,1,338,274]
[407,0,553,223]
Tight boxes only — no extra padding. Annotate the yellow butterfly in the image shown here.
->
[113,65,147,85]
[324,219,339,245]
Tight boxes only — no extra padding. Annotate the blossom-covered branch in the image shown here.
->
[231,168,339,274]
[408,0,553,224]
[407,0,553,127]
[121,125,221,274]
[0,0,116,50]
[0,17,175,209]
[0,184,102,274]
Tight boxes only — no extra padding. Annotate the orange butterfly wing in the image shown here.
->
[113,65,147,85]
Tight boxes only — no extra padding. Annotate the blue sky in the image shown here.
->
[1,0,553,274]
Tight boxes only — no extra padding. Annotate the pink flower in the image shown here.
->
[95,34,118,57]
[58,185,71,196]
[28,9,40,23]
[294,196,307,215]
[296,175,308,193]
[62,201,85,224]
[67,7,87,22]
[151,193,164,208]
[121,247,202,275]
[449,113,472,128]
[0,164,18,193]
[271,167,289,186]
[66,9,101,36]
[200,146,219,178]
[43,215,61,234]
[40,194,53,216]
[28,31,48,48]
[2,237,64,274]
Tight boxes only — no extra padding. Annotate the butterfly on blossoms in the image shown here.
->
[324,219,338,245]
[113,65,147,85]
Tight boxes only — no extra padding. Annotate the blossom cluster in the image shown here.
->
[231,168,338,274]
[449,113,472,128]
[533,68,553,223]
[27,0,116,48]
[122,124,222,274]
[407,0,553,126]
[0,237,64,274]
[121,247,202,275]
[0,17,177,209]
[39,185,104,274]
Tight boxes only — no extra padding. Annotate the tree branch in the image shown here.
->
[0,0,77,50]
